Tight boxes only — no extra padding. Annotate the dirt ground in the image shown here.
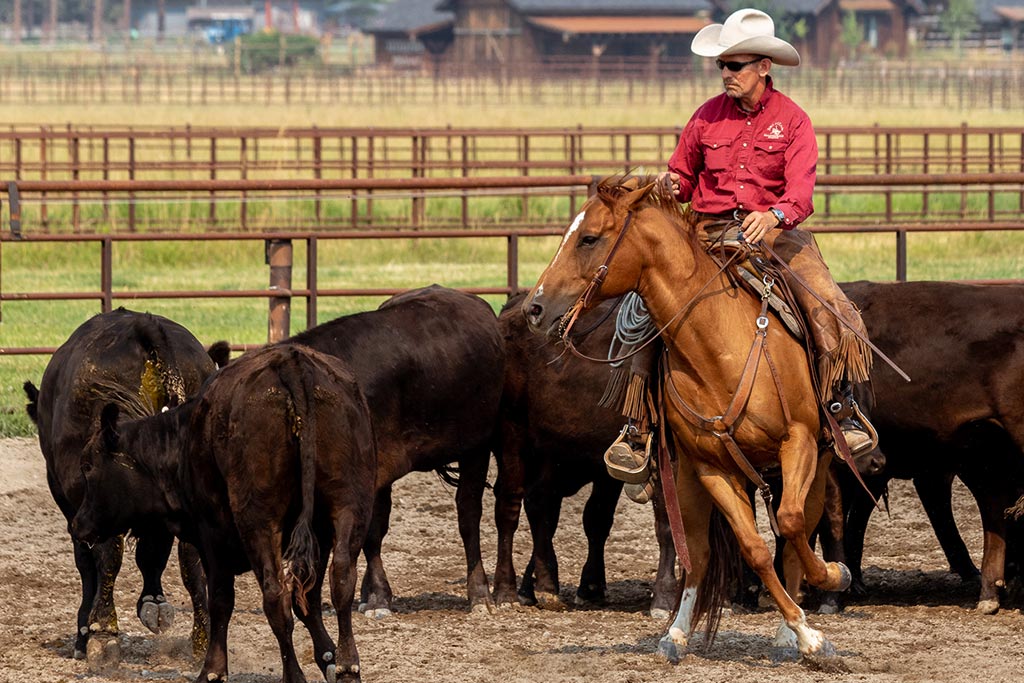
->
[1,435,1022,683]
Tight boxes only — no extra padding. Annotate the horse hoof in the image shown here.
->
[834,563,852,592]
[657,634,683,663]
[801,641,848,673]
[649,607,671,620]
[976,598,1000,615]
[363,607,392,620]
[86,635,120,672]
[773,621,798,649]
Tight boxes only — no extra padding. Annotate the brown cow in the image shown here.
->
[70,344,377,683]
[284,284,505,615]
[493,292,677,616]
[839,280,1024,614]
[23,308,228,665]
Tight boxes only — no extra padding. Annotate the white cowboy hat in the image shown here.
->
[691,8,800,67]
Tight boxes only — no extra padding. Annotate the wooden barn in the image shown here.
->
[363,0,455,68]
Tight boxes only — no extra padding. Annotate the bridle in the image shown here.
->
[557,208,743,366]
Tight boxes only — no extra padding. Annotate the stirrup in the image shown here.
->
[833,404,879,456]
[603,426,652,484]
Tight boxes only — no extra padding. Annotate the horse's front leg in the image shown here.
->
[695,456,834,657]
[658,455,711,662]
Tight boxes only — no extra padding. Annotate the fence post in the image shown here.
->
[306,235,318,331]
[895,230,907,282]
[507,232,519,295]
[101,236,113,313]
[266,238,293,343]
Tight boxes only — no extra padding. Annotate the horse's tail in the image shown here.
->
[279,348,321,616]
[692,507,743,649]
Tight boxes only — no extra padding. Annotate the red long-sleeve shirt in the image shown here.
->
[667,77,817,227]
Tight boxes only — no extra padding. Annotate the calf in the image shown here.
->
[841,280,1024,613]
[23,307,227,665]
[285,284,505,615]
[494,292,677,616]
[71,344,377,683]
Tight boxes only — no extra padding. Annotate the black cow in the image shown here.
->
[285,284,505,615]
[840,280,1024,613]
[70,344,377,683]
[493,292,678,616]
[23,308,228,666]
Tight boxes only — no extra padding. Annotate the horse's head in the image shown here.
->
[523,174,667,339]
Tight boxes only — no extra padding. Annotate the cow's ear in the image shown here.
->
[99,403,121,453]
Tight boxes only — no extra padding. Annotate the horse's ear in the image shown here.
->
[621,182,658,211]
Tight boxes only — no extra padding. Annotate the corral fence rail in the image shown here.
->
[2,124,1022,233]
[2,172,1023,355]
[1,59,1023,109]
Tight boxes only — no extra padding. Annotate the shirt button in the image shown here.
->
[739,164,744,169]
[738,204,744,208]
[739,185,744,189]
[743,143,748,147]
[747,121,751,126]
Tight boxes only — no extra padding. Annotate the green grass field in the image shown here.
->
[1,97,1022,437]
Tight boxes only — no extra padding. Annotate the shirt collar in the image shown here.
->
[734,75,775,115]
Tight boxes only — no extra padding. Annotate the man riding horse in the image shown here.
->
[606,8,877,499]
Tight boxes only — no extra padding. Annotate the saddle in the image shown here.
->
[704,227,805,341]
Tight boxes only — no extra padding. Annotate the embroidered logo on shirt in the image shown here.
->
[764,122,785,140]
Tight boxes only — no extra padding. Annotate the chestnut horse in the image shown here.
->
[523,175,849,659]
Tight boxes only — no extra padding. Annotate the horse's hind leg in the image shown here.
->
[694,459,832,657]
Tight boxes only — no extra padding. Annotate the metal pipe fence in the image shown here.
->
[2,173,1022,355]
[0,61,1023,110]
[1,125,1022,234]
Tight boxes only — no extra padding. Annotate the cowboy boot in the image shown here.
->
[603,424,654,504]
[829,382,878,456]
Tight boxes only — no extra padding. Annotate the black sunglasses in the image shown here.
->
[715,57,762,72]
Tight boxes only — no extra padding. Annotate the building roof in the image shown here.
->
[364,0,454,34]
[527,15,711,34]
[977,0,1024,23]
[437,0,711,14]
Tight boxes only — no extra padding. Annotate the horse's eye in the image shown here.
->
[578,235,599,248]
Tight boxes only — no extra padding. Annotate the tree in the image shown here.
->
[940,0,979,55]
[840,10,863,59]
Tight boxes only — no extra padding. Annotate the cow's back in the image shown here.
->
[33,308,217,512]
[288,285,505,480]
[845,281,1024,443]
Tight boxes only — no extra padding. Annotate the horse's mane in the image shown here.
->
[594,172,701,248]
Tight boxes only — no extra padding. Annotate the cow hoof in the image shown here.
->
[649,607,671,620]
[818,601,840,615]
[73,647,87,661]
[976,598,1000,615]
[85,634,120,671]
[363,607,392,620]
[139,595,175,633]
[534,591,567,612]
[470,600,495,616]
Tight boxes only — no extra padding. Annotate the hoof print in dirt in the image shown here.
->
[85,635,120,672]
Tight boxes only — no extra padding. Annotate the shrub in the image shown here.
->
[239,31,320,73]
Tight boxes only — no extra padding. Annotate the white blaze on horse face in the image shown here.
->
[552,209,587,267]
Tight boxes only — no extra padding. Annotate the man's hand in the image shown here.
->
[740,209,781,244]
[657,171,681,197]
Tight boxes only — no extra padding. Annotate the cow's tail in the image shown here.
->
[135,315,188,413]
[280,348,320,616]
[23,381,39,424]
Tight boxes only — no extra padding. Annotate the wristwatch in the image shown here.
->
[769,207,785,224]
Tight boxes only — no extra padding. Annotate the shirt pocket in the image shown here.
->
[752,139,789,178]
[700,137,734,172]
